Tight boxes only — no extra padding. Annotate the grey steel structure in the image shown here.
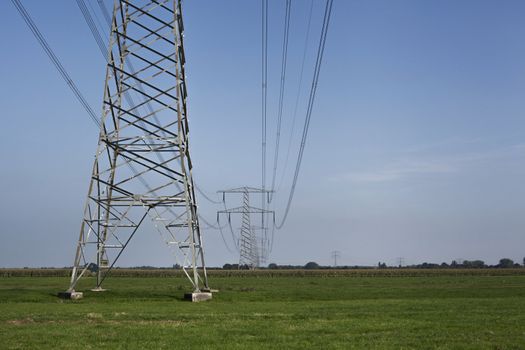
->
[218,187,274,269]
[331,250,340,267]
[66,0,208,295]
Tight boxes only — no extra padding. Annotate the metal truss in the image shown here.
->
[67,0,208,294]
[217,187,274,269]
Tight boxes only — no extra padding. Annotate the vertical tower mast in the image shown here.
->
[239,190,258,268]
[63,0,208,299]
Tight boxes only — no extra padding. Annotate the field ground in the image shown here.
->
[1,270,525,349]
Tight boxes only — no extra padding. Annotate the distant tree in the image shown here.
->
[440,262,449,268]
[420,262,439,269]
[222,263,233,270]
[451,260,458,268]
[473,260,485,268]
[304,261,319,269]
[268,263,278,269]
[498,258,514,268]
[523,257,525,267]
[377,262,387,269]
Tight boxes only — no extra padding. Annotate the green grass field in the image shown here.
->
[1,271,525,349]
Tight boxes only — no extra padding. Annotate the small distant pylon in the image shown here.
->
[217,187,274,269]
[331,251,341,267]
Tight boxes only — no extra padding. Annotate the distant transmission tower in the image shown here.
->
[60,0,210,301]
[218,187,274,269]
[331,250,341,267]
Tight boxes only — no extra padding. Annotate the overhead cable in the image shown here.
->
[275,0,333,229]
[276,0,314,193]
[261,0,268,195]
[261,0,269,249]
[76,0,108,61]
[97,0,112,25]
[10,0,101,128]
[269,0,292,200]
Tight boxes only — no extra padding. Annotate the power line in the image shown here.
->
[221,194,241,251]
[86,0,107,34]
[97,0,112,25]
[197,211,227,230]
[261,4,268,186]
[261,0,268,195]
[275,0,334,229]
[268,212,276,255]
[277,0,314,193]
[76,0,108,60]
[217,218,236,254]
[269,0,314,255]
[195,185,222,204]
[10,0,101,128]
[261,0,269,258]
[269,0,292,199]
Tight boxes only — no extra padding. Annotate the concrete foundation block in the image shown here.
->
[57,291,83,300]
[184,292,212,302]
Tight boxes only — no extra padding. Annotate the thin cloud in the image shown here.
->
[335,143,525,184]
[342,160,455,183]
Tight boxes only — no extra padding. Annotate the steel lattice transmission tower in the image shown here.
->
[238,191,258,267]
[218,187,274,269]
[61,0,210,299]
[331,251,340,267]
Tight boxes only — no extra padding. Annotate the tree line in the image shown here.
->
[376,258,522,269]
[222,258,525,270]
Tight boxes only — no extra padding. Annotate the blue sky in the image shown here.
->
[0,0,524,267]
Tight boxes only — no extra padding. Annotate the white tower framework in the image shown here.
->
[62,0,209,298]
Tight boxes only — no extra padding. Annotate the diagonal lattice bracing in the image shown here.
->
[66,0,208,294]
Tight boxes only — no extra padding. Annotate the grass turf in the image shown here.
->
[1,273,524,349]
